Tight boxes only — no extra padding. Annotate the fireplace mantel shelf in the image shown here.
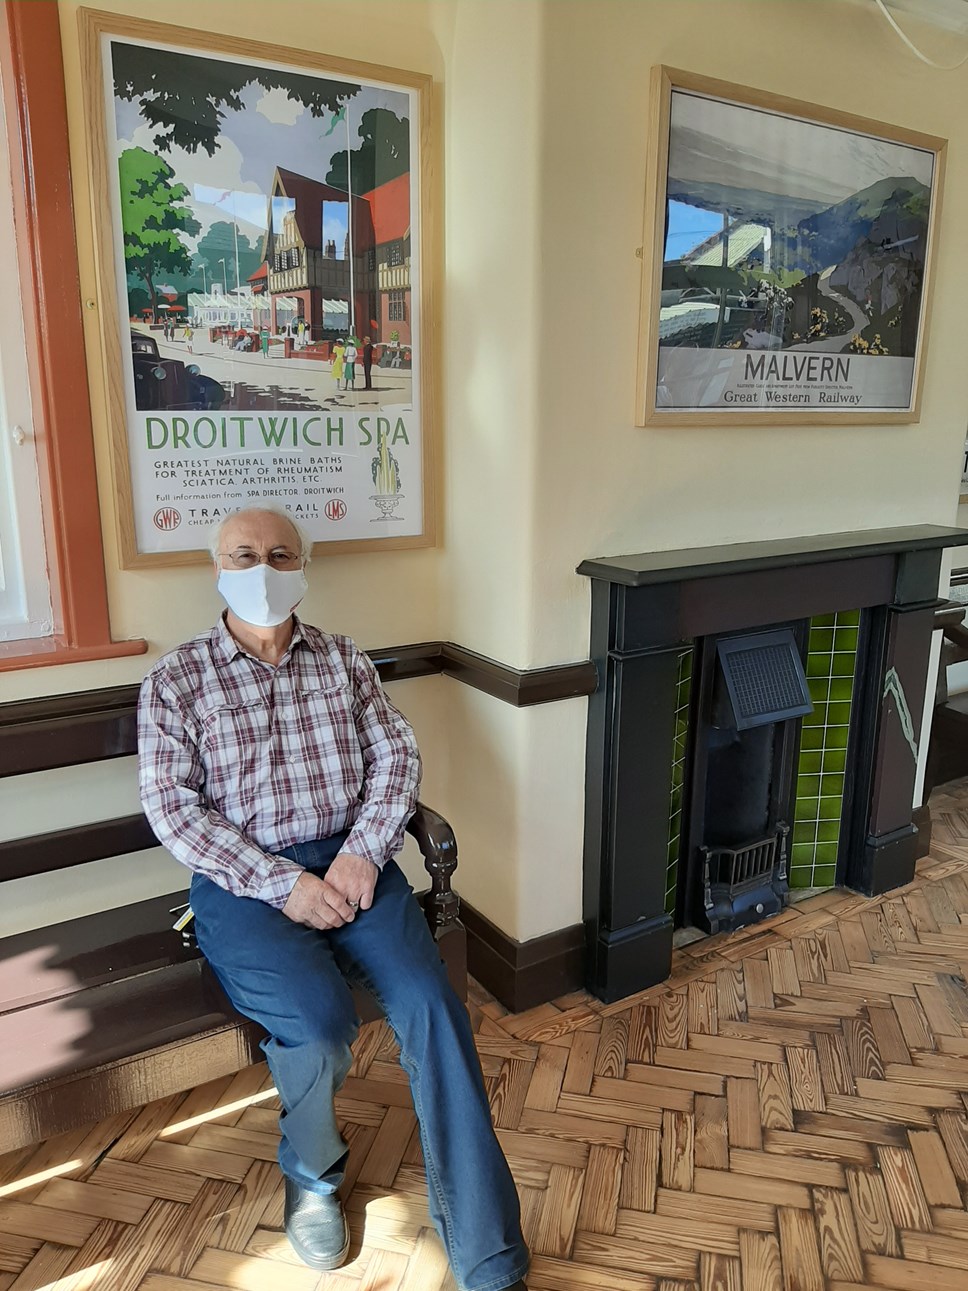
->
[578,525,968,588]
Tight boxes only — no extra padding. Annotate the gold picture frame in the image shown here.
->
[78,8,438,567]
[636,67,946,428]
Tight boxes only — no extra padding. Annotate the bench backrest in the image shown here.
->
[0,646,437,888]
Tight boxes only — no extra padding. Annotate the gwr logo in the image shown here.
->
[153,507,182,531]
[325,499,347,521]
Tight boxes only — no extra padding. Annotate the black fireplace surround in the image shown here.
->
[578,525,968,1005]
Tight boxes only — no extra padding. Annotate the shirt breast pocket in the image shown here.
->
[198,701,271,790]
[292,683,358,757]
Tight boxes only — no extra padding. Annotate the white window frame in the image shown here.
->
[0,70,51,643]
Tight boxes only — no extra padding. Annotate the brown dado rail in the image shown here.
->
[0,640,598,780]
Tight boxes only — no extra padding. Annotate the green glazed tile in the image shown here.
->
[824,724,851,750]
[809,628,834,652]
[806,654,831,678]
[797,773,821,797]
[793,822,817,845]
[830,652,858,678]
[814,842,838,865]
[820,773,844,796]
[788,867,815,889]
[796,796,821,822]
[824,749,847,773]
[826,702,852,727]
[799,752,823,775]
[833,627,859,650]
[811,613,836,628]
[799,726,824,750]
[811,864,837,888]
[830,678,854,702]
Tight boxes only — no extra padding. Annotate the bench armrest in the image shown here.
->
[406,801,461,936]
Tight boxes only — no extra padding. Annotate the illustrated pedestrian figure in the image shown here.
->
[297,318,306,350]
[343,339,357,391]
[183,324,193,353]
[260,327,270,359]
[362,336,374,390]
[331,338,345,389]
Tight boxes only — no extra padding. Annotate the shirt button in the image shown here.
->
[289,757,302,765]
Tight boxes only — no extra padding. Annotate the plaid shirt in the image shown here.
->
[137,615,421,908]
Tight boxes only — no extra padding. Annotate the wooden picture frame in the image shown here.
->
[636,67,946,428]
[78,9,437,567]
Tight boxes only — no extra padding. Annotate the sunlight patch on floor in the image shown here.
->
[0,1157,83,1198]
[159,1084,278,1138]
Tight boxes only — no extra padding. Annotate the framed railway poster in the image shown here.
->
[79,10,436,566]
[636,68,946,427]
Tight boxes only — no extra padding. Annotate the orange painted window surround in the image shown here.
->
[0,1,146,672]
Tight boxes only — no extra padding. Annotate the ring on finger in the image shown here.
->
[348,899,360,911]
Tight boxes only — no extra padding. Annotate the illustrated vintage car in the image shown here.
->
[131,333,225,411]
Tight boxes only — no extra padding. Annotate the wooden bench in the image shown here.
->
[0,684,465,1153]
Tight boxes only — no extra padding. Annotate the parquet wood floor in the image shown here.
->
[5,786,968,1288]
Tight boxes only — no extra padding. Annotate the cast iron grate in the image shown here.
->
[700,823,791,933]
[704,833,778,890]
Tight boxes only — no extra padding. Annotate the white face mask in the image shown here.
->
[217,565,308,628]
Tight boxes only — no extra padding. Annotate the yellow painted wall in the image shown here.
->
[526,0,968,666]
[5,0,968,944]
[437,0,968,937]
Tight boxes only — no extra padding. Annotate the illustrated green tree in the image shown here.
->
[126,285,151,319]
[326,109,410,193]
[112,41,358,156]
[118,147,200,316]
[196,221,263,292]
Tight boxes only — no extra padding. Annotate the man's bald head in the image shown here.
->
[209,506,311,566]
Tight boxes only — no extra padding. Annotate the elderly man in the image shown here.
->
[138,506,529,1291]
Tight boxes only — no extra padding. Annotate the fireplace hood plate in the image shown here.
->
[716,629,813,731]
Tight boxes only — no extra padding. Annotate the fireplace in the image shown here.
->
[679,626,813,935]
[578,525,968,1004]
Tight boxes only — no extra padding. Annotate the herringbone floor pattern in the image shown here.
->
[5,788,968,1288]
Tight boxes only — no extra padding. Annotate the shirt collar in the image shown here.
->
[211,611,311,667]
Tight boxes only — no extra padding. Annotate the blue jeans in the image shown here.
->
[190,833,529,1291]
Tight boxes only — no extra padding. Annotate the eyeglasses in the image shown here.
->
[219,547,303,570]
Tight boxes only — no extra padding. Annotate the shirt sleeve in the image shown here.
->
[342,646,422,868]
[137,670,305,908]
